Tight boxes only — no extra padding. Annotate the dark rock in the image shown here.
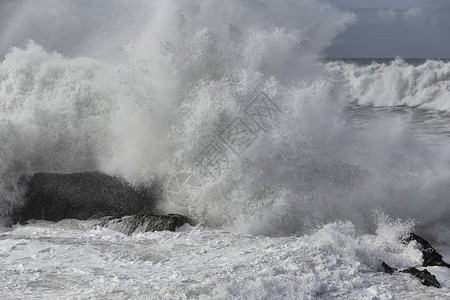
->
[381,261,397,274]
[403,233,450,268]
[12,172,160,224]
[380,262,441,288]
[381,233,448,288]
[401,267,441,288]
[93,213,193,235]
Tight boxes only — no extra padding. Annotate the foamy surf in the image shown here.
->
[1,218,449,299]
[0,0,449,298]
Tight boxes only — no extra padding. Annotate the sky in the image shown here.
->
[0,0,449,59]
[324,0,450,58]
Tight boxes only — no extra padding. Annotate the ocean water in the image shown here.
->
[0,1,450,299]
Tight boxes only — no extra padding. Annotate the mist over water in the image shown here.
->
[0,0,449,240]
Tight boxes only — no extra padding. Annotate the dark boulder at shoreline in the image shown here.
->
[403,233,450,268]
[401,267,441,288]
[12,172,160,224]
[381,261,397,275]
[11,172,192,232]
[382,262,441,288]
[93,213,193,235]
[381,233,449,288]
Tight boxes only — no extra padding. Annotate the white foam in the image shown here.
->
[0,220,448,299]
[328,58,450,111]
[0,1,449,241]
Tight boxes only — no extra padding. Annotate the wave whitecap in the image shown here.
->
[328,58,450,111]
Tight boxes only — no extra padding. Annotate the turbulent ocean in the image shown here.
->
[1,1,450,299]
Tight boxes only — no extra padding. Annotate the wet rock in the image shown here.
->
[93,213,193,234]
[381,261,397,275]
[403,233,450,268]
[381,262,441,288]
[381,233,448,288]
[12,172,160,224]
[401,267,441,288]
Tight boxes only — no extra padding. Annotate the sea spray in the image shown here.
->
[0,1,449,240]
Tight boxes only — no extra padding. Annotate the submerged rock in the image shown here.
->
[403,233,450,268]
[93,213,193,235]
[381,233,448,288]
[381,262,441,288]
[381,261,397,275]
[401,267,441,288]
[12,172,160,224]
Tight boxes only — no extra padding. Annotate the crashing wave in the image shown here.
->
[328,58,450,111]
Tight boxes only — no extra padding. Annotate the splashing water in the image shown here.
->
[1,1,449,241]
[327,58,450,111]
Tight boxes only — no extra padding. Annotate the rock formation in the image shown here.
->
[93,213,193,235]
[401,267,441,288]
[381,233,449,288]
[11,172,192,232]
[402,233,450,268]
[12,172,159,223]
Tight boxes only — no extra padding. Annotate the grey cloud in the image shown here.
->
[377,9,397,22]
[325,7,450,58]
[402,7,425,20]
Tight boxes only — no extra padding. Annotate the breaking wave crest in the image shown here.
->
[328,58,450,111]
[1,1,449,239]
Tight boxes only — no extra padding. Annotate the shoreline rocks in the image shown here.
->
[11,172,192,232]
[381,261,397,275]
[381,263,441,288]
[402,233,450,268]
[93,213,193,235]
[381,233,450,288]
[401,267,441,288]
